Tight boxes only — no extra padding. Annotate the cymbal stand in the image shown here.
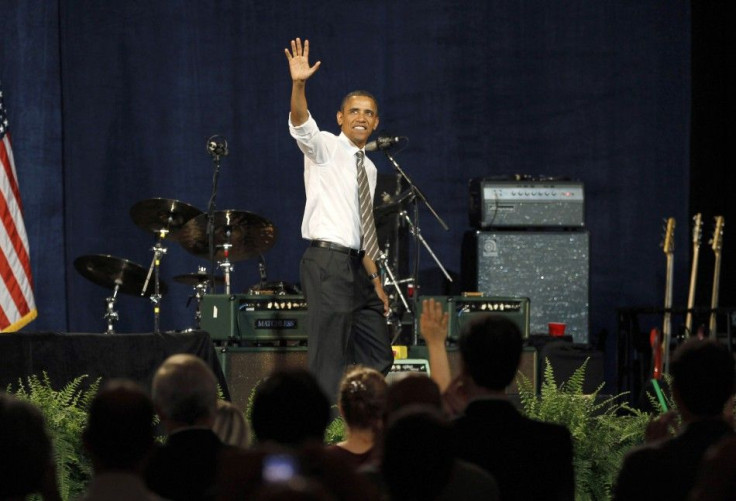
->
[217,228,234,295]
[399,210,453,282]
[141,228,168,333]
[382,150,452,344]
[104,283,121,334]
[378,250,411,345]
[378,250,409,311]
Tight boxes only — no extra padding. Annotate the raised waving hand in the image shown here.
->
[284,38,321,83]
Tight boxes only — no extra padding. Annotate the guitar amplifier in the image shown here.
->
[469,178,585,228]
[417,295,530,340]
[200,294,308,343]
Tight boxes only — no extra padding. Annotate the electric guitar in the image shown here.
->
[708,216,725,338]
[661,217,676,375]
[650,326,663,380]
[685,213,702,337]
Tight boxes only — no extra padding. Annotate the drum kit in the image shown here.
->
[74,197,277,334]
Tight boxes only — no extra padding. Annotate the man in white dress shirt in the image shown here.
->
[284,37,393,402]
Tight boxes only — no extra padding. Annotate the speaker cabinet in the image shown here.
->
[462,230,589,343]
[407,345,537,394]
[216,347,308,411]
[217,345,537,411]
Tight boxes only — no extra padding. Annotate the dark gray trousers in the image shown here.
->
[300,245,394,402]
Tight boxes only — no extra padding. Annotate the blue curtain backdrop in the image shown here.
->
[2,1,690,385]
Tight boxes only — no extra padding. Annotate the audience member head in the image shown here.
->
[381,406,454,501]
[251,368,330,446]
[385,373,442,416]
[83,379,155,471]
[213,400,250,448]
[670,338,735,419]
[152,354,218,430]
[338,366,387,432]
[0,392,53,499]
[459,314,523,391]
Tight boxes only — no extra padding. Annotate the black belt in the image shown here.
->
[310,240,364,258]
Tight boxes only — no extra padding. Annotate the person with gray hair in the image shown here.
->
[145,353,229,500]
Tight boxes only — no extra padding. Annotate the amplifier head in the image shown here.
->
[417,295,530,340]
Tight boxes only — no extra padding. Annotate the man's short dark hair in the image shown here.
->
[84,380,155,469]
[0,393,52,498]
[458,314,523,391]
[251,368,330,445]
[670,338,735,417]
[340,90,379,115]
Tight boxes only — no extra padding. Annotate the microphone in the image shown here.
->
[206,135,229,158]
[365,135,402,152]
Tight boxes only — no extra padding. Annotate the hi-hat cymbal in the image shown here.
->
[130,198,203,239]
[176,210,277,262]
[74,254,168,296]
[173,273,225,287]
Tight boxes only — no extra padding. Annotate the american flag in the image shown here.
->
[0,83,37,331]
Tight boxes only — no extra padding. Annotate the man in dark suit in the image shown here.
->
[613,338,735,501]
[450,314,575,501]
[418,300,574,501]
[145,354,229,501]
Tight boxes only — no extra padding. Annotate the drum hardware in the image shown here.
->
[376,149,452,344]
[377,250,409,311]
[130,198,203,333]
[174,267,225,330]
[74,254,167,334]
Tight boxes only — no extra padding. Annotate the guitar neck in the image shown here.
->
[685,246,699,335]
[708,216,724,339]
[685,214,702,336]
[709,251,722,337]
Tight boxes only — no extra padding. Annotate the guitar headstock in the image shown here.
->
[692,213,702,247]
[661,217,676,255]
[711,215,724,253]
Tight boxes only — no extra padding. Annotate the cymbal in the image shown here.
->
[130,198,202,239]
[74,254,168,296]
[374,189,415,218]
[177,210,277,262]
[173,273,225,287]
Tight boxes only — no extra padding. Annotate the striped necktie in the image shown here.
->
[356,151,380,261]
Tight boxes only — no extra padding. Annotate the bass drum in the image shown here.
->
[248,281,302,296]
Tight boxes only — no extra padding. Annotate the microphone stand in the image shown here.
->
[382,150,452,344]
[206,136,228,294]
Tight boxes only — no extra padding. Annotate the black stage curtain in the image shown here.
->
[0,331,229,400]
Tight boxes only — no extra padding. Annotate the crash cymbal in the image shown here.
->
[173,273,225,287]
[177,210,277,262]
[74,254,168,296]
[130,198,203,239]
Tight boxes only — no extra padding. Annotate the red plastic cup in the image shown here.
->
[548,322,566,337]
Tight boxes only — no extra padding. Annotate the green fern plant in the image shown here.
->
[324,412,346,444]
[7,373,100,501]
[518,358,652,501]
